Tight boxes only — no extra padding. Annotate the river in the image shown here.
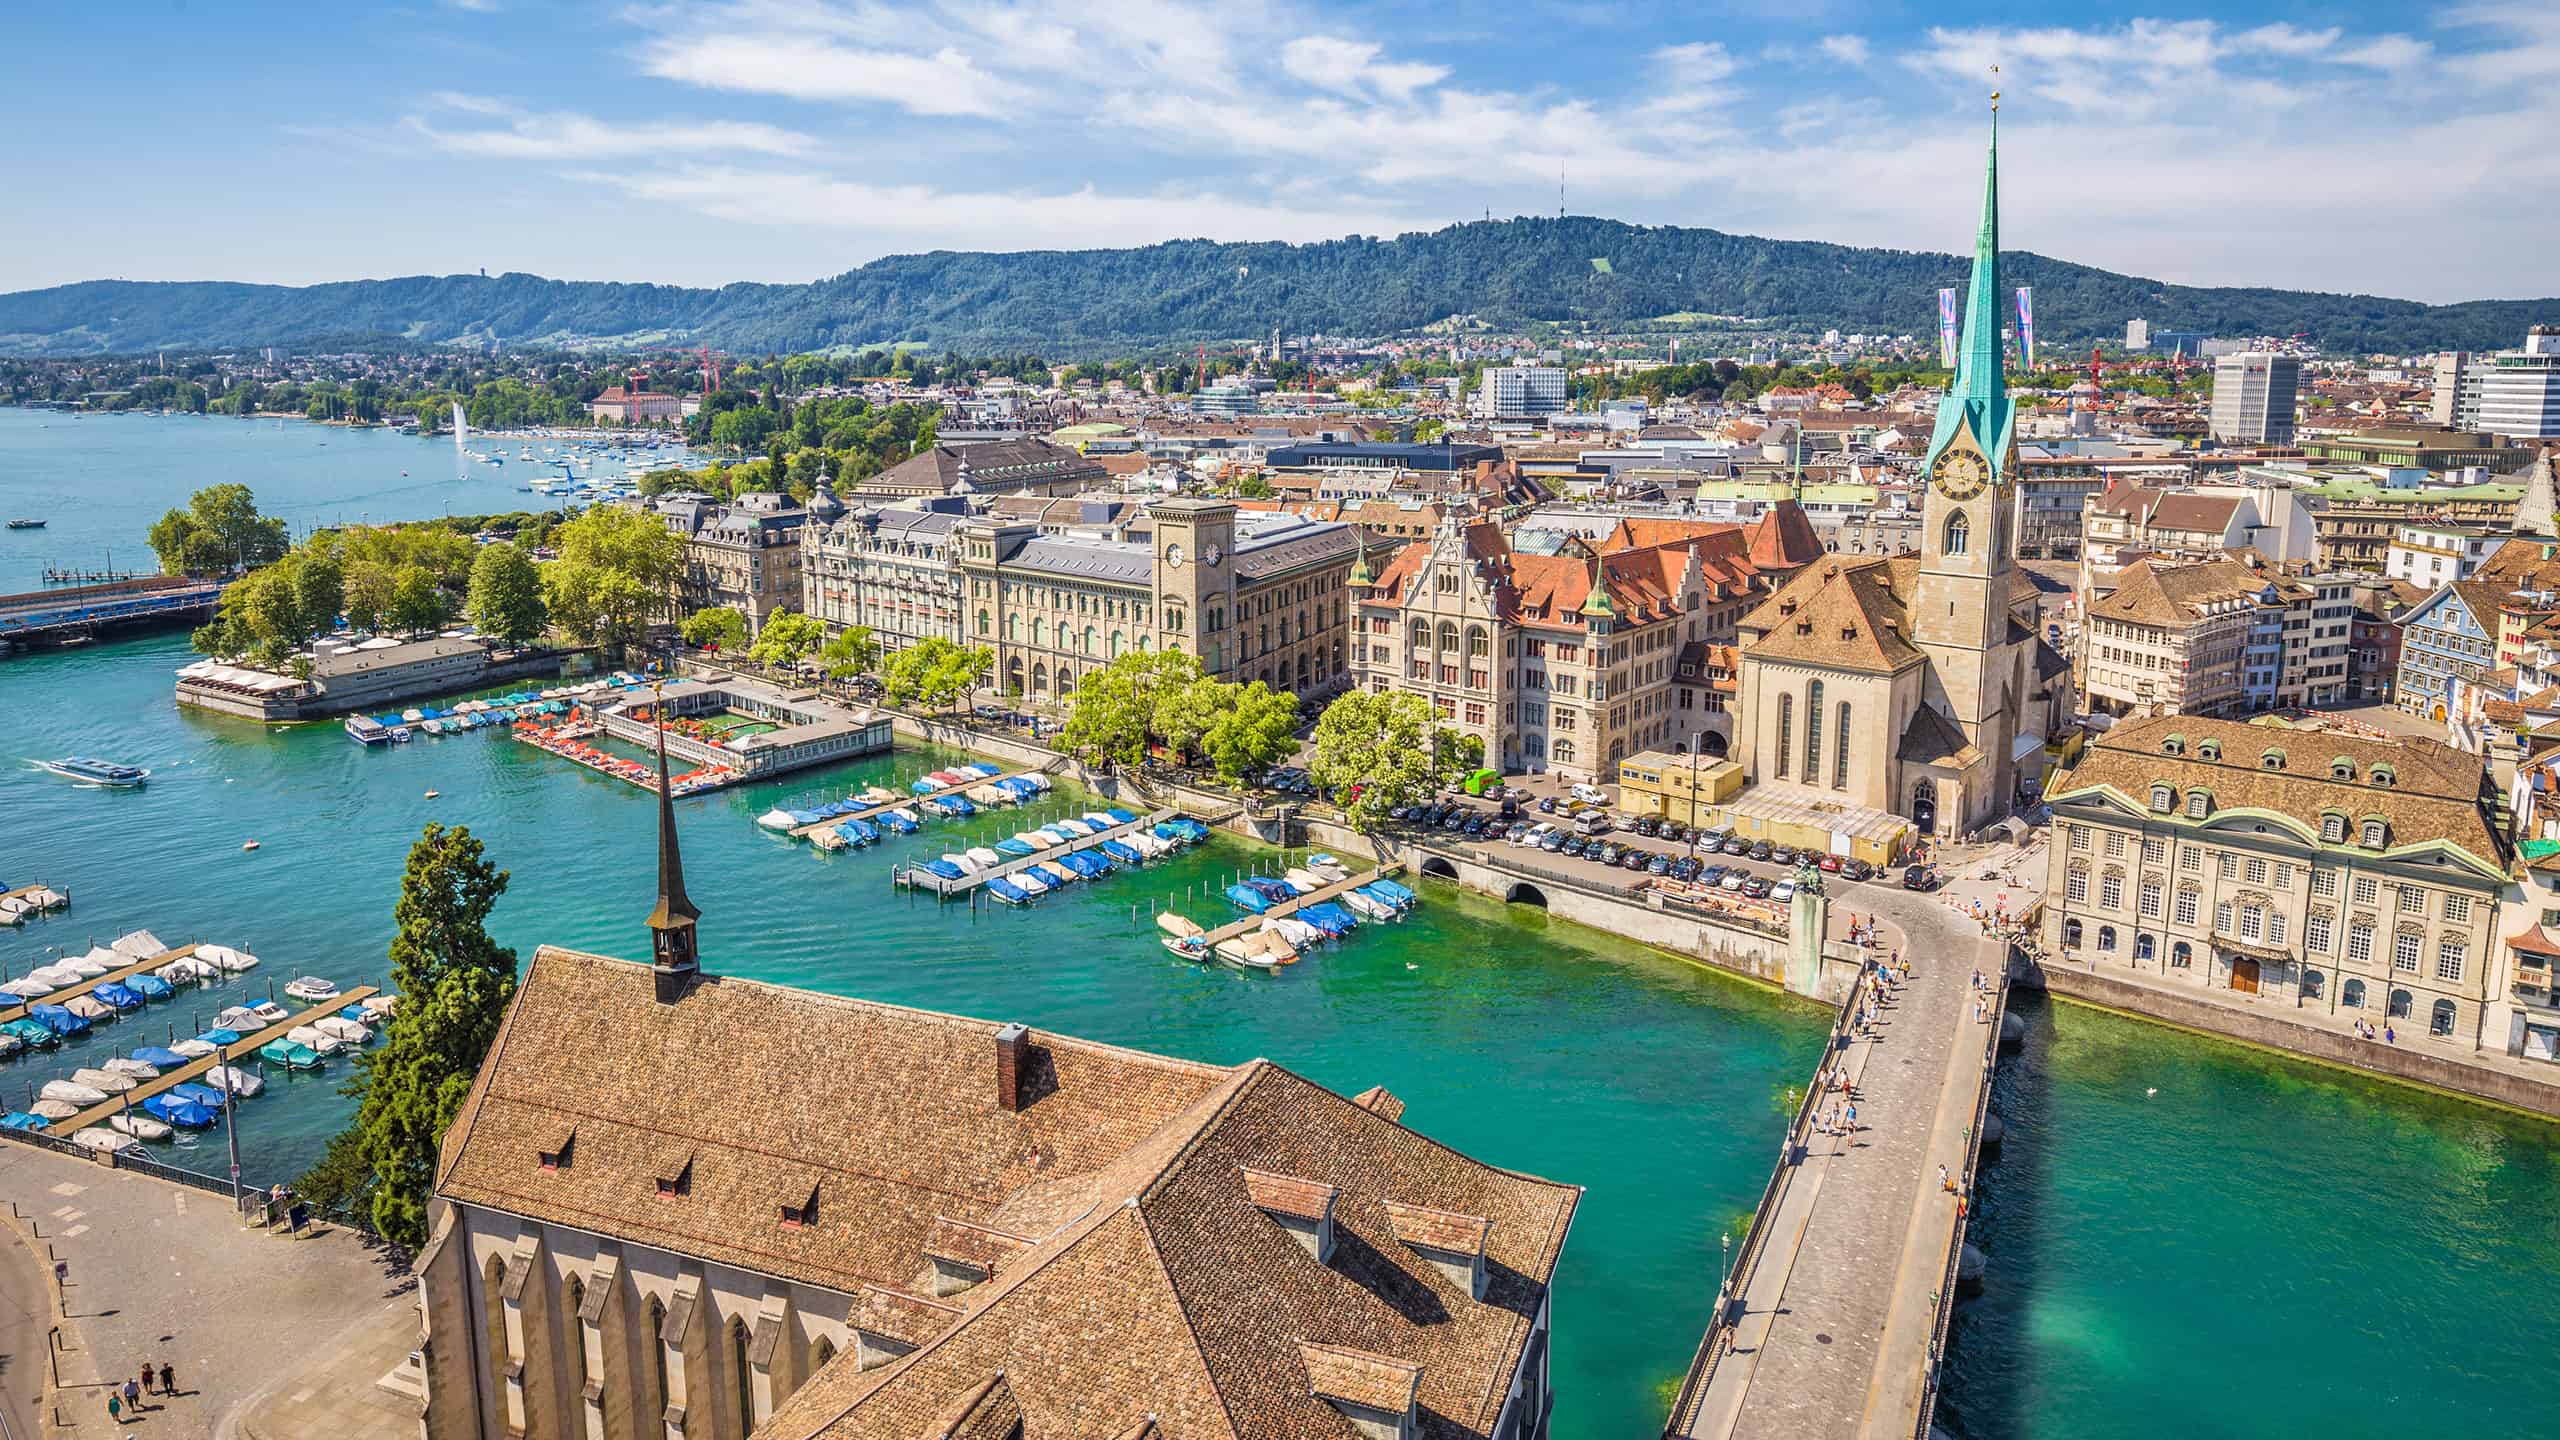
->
[4,410,2559,1437]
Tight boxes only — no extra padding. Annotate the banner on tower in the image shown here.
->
[2015,287,2036,366]
[1938,288,1958,369]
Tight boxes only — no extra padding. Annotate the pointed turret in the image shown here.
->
[645,689,700,1002]
[1924,103,2017,483]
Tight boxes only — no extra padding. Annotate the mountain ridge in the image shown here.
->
[2,217,2546,359]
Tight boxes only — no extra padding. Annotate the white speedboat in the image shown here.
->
[1,975,57,998]
[284,976,341,1002]
[41,1079,110,1105]
[940,852,978,874]
[30,1098,81,1121]
[245,1000,289,1024]
[31,963,84,986]
[756,808,799,832]
[360,994,399,1018]
[198,943,260,973]
[1285,867,1327,893]
[1267,915,1322,948]
[111,929,167,958]
[1012,870,1049,896]
[66,947,118,977]
[71,1128,140,1154]
[108,1112,172,1141]
[1216,937,1280,969]
[102,1057,161,1079]
[314,1015,371,1043]
[965,846,1003,869]
[64,996,114,1022]
[1341,891,1393,922]
[206,1065,263,1097]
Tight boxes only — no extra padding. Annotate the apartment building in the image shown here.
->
[2386,522,2507,590]
[2079,485,2269,604]
[2041,716,2510,1047]
[1477,364,1568,419]
[2209,352,2302,445]
[798,485,968,654]
[2079,558,2259,717]
[2399,537,2560,721]
[850,437,1106,502]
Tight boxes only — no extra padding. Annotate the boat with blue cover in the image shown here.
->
[259,1040,323,1070]
[916,859,967,882]
[92,981,145,1012]
[1243,876,1298,903]
[131,1045,188,1069]
[985,876,1034,905]
[1225,883,1271,913]
[143,1094,218,1128]
[1298,902,1359,937]
[29,1004,88,1037]
[164,1081,227,1107]
[1100,839,1144,866]
[0,1112,45,1130]
[2,1018,58,1049]
[194,1027,242,1048]
[839,818,881,847]
[877,808,920,833]
[994,837,1038,857]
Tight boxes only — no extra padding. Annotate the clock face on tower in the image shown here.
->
[1164,542,1185,569]
[1931,447,1990,501]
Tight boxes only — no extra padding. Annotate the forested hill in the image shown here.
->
[2,217,2545,358]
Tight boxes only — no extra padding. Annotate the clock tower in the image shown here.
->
[1913,100,2021,743]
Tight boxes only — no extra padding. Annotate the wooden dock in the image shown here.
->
[895,808,1180,897]
[45,986,379,1137]
[1198,864,1405,948]
[0,881,68,929]
[0,943,199,1030]
[787,767,1053,840]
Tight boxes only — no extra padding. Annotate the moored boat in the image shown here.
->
[109,1111,173,1141]
[259,1040,324,1070]
[72,1127,142,1153]
[37,756,150,787]
[205,1064,263,1097]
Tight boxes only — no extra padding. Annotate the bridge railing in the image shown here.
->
[1912,951,2012,1439]
[1663,959,1875,1437]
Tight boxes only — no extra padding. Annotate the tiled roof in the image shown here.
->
[2143,493,2245,534]
[1738,556,2041,674]
[1743,500,1826,570]
[2089,558,2265,627]
[446,949,1577,1440]
[1897,705,1980,767]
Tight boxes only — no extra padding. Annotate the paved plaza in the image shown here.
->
[0,1145,416,1440]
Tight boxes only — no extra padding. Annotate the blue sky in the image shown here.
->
[8,0,2556,301]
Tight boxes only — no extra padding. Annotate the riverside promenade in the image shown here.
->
[1669,842,2038,1440]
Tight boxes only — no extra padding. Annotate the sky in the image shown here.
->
[7,0,2557,302]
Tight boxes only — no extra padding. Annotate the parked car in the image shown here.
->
[1748,841,1774,861]
[1537,796,1559,814]
[1741,876,1773,899]
[1540,831,1568,852]
[1817,853,1844,873]
[1670,856,1701,881]
[1698,828,1733,851]
[1570,782,1610,804]
[1623,850,1652,871]
[1842,858,1873,882]
[1723,836,1753,856]
[1769,846,1797,867]
[1441,811,1469,832]
[1576,811,1613,836]
[1596,843,1622,864]
[1721,871,1748,891]
[1698,865,1727,887]
[1660,822,1689,844]
[1560,836,1588,857]
[1633,816,1660,837]
[1770,881,1797,903]
[1902,866,1936,892]
[1461,816,1489,837]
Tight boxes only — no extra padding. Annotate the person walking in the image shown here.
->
[123,1375,141,1412]
[1939,1164,1952,1193]
[160,1361,176,1397]
[107,1391,121,1425]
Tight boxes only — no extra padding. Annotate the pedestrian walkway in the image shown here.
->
[0,1144,414,1439]
[1673,906,2008,1440]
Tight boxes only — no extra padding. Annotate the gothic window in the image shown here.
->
[1944,511,1970,557]
[1834,702,1851,788]
[1776,695,1794,779]
[732,1318,757,1434]
[1805,681,1825,780]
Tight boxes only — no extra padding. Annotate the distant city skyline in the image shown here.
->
[7,0,2557,303]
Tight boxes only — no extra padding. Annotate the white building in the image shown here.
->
[2126,318,2150,351]
[2209,352,2302,446]
[2386,522,2507,591]
[2431,351,2485,430]
[1477,363,1568,419]
[2479,328,2560,441]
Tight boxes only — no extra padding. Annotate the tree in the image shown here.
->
[388,564,449,633]
[147,482,288,575]
[748,609,826,668]
[344,560,396,634]
[291,549,345,638]
[541,506,681,656]
[465,542,547,646]
[679,605,748,653]
[1203,681,1301,781]
[1308,690,1444,831]
[819,624,878,679]
[921,643,993,713]
[298,824,518,1247]
[1150,673,1226,765]
[1062,649,1200,768]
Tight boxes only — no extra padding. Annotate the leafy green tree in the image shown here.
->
[1063,649,1201,767]
[291,549,345,638]
[344,560,395,634]
[819,624,878,679]
[388,564,448,632]
[1150,672,1225,765]
[679,605,748,653]
[922,643,993,714]
[465,542,547,646]
[749,609,827,667]
[1202,681,1301,781]
[541,506,681,656]
[1309,690,1445,831]
[298,824,518,1247]
[147,482,288,575]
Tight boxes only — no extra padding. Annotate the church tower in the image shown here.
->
[645,690,700,1003]
[1912,100,2021,748]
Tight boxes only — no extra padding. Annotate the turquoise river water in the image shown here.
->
[6,412,2560,1437]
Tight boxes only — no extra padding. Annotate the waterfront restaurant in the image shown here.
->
[594,673,892,782]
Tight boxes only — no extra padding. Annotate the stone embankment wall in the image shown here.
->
[2018,957,2560,1120]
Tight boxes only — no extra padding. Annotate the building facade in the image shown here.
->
[1477,365,1568,419]
[798,485,968,655]
[2385,522,2505,590]
[2480,330,2560,440]
[2209,352,2302,445]
[851,438,1106,502]
[2041,715,2510,1048]
[653,493,807,633]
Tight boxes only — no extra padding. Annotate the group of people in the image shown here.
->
[1811,1060,1859,1139]
[103,1360,179,1423]
[2352,1018,2396,1045]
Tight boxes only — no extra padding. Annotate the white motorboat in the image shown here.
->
[41,1079,110,1106]
[0,975,57,998]
[102,1057,161,1079]
[757,808,799,832]
[65,947,116,978]
[1158,913,1205,941]
[1013,830,1053,850]
[1341,891,1393,922]
[1011,869,1049,896]
[205,1065,263,1097]
[169,1038,218,1059]
[71,1128,140,1155]
[965,846,1003,869]
[1267,915,1322,948]
[246,1000,289,1024]
[1247,929,1298,965]
[198,943,260,973]
[284,976,341,1003]
[213,1005,263,1030]
[940,852,978,874]
[71,1067,137,1093]
[1307,855,1353,881]
[108,1112,172,1141]
[286,1024,344,1056]
[64,996,115,1022]
[110,929,167,959]
[30,963,83,986]
[314,1015,371,1043]
[1216,937,1280,969]
[360,994,399,1018]
[30,1098,81,1121]
[1285,867,1327,893]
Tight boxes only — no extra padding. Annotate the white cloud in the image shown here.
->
[1279,36,1448,100]
[636,32,1021,118]
[1817,34,1870,66]
[406,94,818,159]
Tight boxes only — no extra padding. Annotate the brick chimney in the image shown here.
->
[994,1023,1030,1112]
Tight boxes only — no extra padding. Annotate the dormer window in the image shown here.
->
[654,1154,694,1199]
[2371,765,2396,788]
[2361,819,2388,848]
[2186,791,2211,819]
[2320,813,2347,844]
[2163,734,2186,756]
[2331,758,2356,780]
[2151,784,2175,813]
[2261,749,2285,770]
[537,1129,576,1172]
[2198,739,2222,761]
[780,1184,820,1229]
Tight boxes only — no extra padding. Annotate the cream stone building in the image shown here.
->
[2041,715,2512,1046]
[414,742,1581,1440]
[1727,121,2069,837]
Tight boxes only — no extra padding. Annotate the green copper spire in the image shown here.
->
[1925,100,2016,481]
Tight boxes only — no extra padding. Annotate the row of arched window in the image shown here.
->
[1773,684,1853,789]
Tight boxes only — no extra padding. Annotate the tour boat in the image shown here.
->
[37,756,150,787]
[6,517,46,529]
[345,715,391,745]
[283,976,341,1003]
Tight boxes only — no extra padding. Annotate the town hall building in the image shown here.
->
[1728,109,2069,836]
